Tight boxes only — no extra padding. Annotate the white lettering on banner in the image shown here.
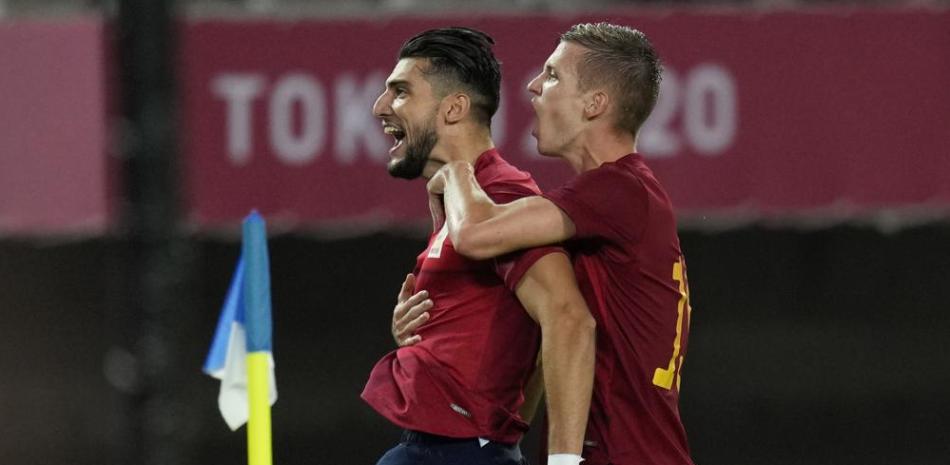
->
[211,73,266,166]
[270,73,326,166]
[211,64,736,167]
[684,64,737,156]
[335,72,388,163]
[640,63,738,158]
[640,68,682,157]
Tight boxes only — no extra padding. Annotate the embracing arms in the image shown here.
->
[427,161,576,260]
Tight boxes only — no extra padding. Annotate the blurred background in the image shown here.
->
[1,0,949,464]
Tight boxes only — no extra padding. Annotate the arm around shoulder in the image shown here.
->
[433,161,576,260]
[451,196,576,260]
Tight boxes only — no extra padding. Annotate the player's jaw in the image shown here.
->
[384,117,439,180]
[529,99,557,158]
[531,87,587,160]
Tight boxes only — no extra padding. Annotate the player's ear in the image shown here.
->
[583,90,609,120]
[442,92,470,124]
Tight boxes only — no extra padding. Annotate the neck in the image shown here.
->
[421,124,494,179]
[435,124,495,165]
[565,128,637,173]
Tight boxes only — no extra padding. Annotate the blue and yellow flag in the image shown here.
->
[203,211,276,464]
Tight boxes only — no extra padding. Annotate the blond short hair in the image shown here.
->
[561,23,662,135]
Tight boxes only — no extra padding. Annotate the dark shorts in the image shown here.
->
[375,430,528,465]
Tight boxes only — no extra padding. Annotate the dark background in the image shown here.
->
[2,223,948,464]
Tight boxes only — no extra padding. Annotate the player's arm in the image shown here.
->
[428,161,575,260]
[515,252,595,457]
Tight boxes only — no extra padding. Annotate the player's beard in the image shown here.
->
[387,119,439,180]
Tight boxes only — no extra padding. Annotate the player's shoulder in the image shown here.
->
[617,154,675,209]
[568,156,647,199]
[600,153,647,180]
[475,151,542,200]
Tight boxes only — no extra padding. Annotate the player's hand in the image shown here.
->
[427,161,473,194]
[391,273,432,347]
[426,165,447,195]
[426,168,447,229]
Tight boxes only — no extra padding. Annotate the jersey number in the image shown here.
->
[653,257,692,391]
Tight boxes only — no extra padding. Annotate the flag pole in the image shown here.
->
[242,212,274,465]
[247,352,273,465]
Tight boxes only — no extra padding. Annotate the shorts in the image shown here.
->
[375,430,529,465]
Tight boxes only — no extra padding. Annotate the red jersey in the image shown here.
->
[362,149,561,444]
[543,154,694,465]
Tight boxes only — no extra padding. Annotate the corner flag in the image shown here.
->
[203,211,276,465]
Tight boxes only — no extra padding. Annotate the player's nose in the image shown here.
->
[373,91,392,117]
[526,72,543,96]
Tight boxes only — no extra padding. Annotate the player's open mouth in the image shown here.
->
[383,123,407,154]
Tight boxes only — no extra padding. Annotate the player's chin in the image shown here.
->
[534,136,555,158]
[387,157,407,173]
[532,127,552,150]
[387,157,423,180]
[388,152,405,167]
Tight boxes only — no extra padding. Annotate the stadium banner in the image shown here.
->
[180,9,950,228]
[3,11,948,235]
[0,19,110,235]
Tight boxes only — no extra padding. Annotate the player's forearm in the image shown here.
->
[439,162,577,259]
[513,254,594,454]
[440,162,504,258]
[541,304,596,454]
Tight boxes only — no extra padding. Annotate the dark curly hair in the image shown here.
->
[398,27,501,126]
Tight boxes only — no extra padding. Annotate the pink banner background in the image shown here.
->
[180,9,950,228]
[0,19,110,235]
[2,10,948,234]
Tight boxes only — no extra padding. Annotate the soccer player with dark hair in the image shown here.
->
[426,23,696,465]
[361,27,595,465]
